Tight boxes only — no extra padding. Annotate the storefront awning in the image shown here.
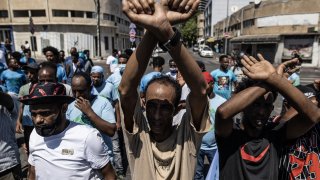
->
[230,35,281,44]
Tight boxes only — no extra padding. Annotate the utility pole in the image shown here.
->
[94,0,101,58]
[224,0,229,54]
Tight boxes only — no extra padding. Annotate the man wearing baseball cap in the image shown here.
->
[20,82,116,180]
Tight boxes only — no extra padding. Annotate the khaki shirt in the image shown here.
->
[121,98,210,180]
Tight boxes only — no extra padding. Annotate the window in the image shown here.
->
[117,17,121,23]
[13,10,29,17]
[103,13,115,21]
[0,10,8,18]
[30,36,37,51]
[52,10,68,17]
[104,36,109,50]
[86,12,95,18]
[243,19,255,28]
[0,30,12,42]
[31,10,46,17]
[70,11,84,18]
[103,13,110,20]
[110,15,115,21]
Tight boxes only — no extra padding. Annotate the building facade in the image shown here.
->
[197,13,205,40]
[204,0,252,38]
[213,0,320,67]
[0,0,142,58]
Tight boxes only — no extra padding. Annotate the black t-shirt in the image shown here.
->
[216,124,287,180]
[279,123,320,180]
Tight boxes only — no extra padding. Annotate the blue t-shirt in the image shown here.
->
[1,69,26,94]
[139,72,162,93]
[210,69,236,99]
[92,81,119,103]
[201,95,226,150]
[56,64,67,83]
[66,95,116,150]
[107,70,122,89]
[19,57,36,65]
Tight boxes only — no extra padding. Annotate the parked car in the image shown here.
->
[198,44,210,54]
[199,47,214,57]
[193,44,199,52]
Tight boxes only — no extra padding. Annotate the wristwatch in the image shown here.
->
[158,27,181,52]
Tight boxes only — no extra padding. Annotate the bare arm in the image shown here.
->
[86,110,116,136]
[215,83,269,137]
[120,0,201,132]
[16,103,24,133]
[28,165,35,180]
[169,42,208,130]
[105,64,112,76]
[75,97,116,136]
[118,31,157,133]
[242,54,320,140]
[101,162,116,180]
[267,74,320,139]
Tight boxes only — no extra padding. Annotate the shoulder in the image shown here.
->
[94,96,111,106]
[2,69,9,74]
[66,121,98,136]
[210,69,219,75]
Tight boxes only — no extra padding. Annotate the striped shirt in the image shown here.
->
[0,95,20,173]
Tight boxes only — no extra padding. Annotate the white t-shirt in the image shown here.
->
[106,55,118,73]
[28,121,110,180]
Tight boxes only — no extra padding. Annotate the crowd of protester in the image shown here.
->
[1,0,320,180]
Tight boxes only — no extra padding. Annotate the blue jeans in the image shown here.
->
[194,149,217,180]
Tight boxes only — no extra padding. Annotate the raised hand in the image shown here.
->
[241,54,276,81]
[122,0,173,41]
[276,58,299,78]
[126,0,155,14]
[161,0,200,24]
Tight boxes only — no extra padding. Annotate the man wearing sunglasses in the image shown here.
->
[119,0,210,179]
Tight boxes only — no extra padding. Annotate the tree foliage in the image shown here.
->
[180,14,198,45]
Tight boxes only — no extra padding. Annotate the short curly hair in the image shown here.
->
[145,75,182,108]
[42,46,59,57]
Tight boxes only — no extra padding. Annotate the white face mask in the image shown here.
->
[169,68,177,74]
